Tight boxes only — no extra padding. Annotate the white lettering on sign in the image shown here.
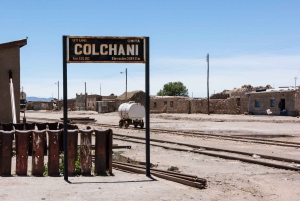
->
[74,44,82,55]
[100,44,108,55]
[92,44,99,55]
[83,44,91,55]
[73,43,140,56]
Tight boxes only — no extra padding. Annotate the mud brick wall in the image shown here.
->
[240,97,248,114]
[151,96,249,115]
[150,97,189,113]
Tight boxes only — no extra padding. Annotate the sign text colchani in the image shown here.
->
[67,36,145,63]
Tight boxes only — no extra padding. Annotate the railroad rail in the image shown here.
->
[112,133,300,172]
[27,117,300,148]
[96,123,300,149]
[112,161,207,189]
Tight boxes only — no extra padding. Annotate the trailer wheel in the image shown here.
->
[140,122,144,129]
[125,121,129,129]
[119,120,123,128]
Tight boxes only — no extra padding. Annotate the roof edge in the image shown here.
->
[0,38,27,50]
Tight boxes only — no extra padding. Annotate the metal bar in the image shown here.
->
[48,130,61,176]
[0,131,14,176]
[94,129,108,175]
[79,129,93,176]
[15,130,30,176]
[112,163,205,189]
[32,130,45,176]
[145,37,150,177]
[107,129,113,175]
[113,161,204,183]
[67,130,78,175]
[112,146,131,149]
[63,35,68,181]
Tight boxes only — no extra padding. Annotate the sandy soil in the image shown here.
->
[1,110,299,201]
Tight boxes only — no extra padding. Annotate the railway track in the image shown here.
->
[26,117,300,148]
[96,123,300,149]
[112,133,300,172]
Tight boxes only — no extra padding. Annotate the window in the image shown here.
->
[170,101,173,108]
[164,101,167,106]
[270,99,276,107]
[154,102,157,108]
[255,99,260,107]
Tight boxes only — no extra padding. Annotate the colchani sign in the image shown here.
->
[67,36,145,63]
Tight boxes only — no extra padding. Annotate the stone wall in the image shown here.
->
[150,96,248,115]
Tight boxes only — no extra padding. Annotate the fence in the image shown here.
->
[0,123,112,176]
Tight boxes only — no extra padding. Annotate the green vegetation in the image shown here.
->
[157,81,189,97]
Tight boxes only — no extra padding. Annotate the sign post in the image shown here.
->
[62,36,150,180]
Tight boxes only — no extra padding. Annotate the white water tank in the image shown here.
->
[118,102,145,120]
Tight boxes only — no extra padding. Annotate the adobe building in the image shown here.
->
[76,93,117,111]
[115,90,145,109]
[0,39,27,123]
[246,87,300,116]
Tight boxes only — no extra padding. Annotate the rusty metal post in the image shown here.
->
[36,123,47,155]
[15,130,30,176]
[25,123,35,156]
[107,129,113,175]
[48,130,61,176]
[79,129,93,176]
[0,131,14,176]
[32,130,45,176]
[67,130,78,176]
[94,129,112,175]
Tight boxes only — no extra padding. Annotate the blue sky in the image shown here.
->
[1,0,300,98]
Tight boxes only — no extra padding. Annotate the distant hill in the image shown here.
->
[27,97,53,102]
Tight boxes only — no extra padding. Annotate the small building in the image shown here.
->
[115,90,145,109]
[76,93,117,111]
[0,39,27,123]
[246,87,300,116]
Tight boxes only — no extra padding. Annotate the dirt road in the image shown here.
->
[1,110,299,201]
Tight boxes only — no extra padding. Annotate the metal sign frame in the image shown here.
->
[66,36,146,63]
[62,36,150,181]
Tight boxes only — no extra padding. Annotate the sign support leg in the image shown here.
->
[62,35,69,181]
[145,37,150,177]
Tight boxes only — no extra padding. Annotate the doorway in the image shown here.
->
[280,99,285,110]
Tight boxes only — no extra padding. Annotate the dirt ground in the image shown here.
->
[1,110,300,201]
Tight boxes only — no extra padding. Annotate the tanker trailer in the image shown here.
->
[118,102,145,129]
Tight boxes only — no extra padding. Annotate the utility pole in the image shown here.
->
[295,76,297,89]
[100,84,101,95]
[120,68,128,102]
[55,81,59,110]
[207,54,210,115]
[57,81,59,110]
[126,68,127,102]
[85,82,87,110]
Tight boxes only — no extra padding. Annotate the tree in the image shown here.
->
[157,81,189,97]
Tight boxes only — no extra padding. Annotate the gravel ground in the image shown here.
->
[1,110,299,201]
